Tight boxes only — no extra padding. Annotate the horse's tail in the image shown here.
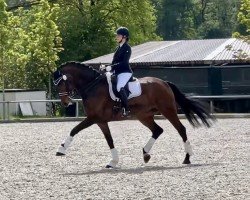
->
[166,81,215,127]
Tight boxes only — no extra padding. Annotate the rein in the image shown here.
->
[80,74,104,99]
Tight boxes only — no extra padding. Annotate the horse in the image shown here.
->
[53,61,215,168]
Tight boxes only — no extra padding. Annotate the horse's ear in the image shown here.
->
[53,70,61,80]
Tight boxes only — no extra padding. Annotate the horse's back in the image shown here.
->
[134,76,175,102]
[138,76,172,92]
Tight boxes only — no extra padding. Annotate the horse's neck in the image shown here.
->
[76,68,97,83]
[74,68,102,95]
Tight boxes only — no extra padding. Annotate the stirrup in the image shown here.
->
[122,108,130,117]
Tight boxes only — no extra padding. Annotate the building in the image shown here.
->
[84,38,250,112]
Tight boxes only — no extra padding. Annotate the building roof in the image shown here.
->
[84,38,250,67]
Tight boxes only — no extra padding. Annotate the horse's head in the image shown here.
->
[53,67,76,107]
[53,62,100,107]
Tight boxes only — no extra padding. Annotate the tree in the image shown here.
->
[157,0,197,40]
[56,0,160,63]
[23,0,62,89]
[0,0,28,89]
[233,0,250,42]
[4,0,160,64]
[230,0,250,60]
[156,0,242,40]
[0,0,9,78]
[1,0,62,90]
[196,0,241,39]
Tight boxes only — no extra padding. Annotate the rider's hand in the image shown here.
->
[106,65,112,72]
[100,64,106,71]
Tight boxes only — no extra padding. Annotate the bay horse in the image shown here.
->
[53,62,215,168]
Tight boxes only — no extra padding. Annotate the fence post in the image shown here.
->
[76,101,79,117]
[210,100,214,113]
[1,103,3,120]
[48,76,52,117]
[7,101,10,121]
[2,78,6,120]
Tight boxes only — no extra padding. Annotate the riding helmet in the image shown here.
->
[116,27,129,38]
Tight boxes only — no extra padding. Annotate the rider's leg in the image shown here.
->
[117,73,132,116]
[119,87,130,115]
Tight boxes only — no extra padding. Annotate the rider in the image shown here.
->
[105,27,133,117]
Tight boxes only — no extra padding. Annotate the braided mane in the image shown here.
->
[59,61,100,74]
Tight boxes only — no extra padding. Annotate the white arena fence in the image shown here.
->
[0,95,250,121]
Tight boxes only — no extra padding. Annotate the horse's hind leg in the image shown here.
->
[56,118,93,156]
[138,116,164,163]
[97,123,118,169]
[159,105,193,164]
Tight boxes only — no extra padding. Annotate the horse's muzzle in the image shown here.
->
[61,97,73,107]
[62,101,73,107]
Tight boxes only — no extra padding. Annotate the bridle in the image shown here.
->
[53,71,103,99]
[53,74,76,98]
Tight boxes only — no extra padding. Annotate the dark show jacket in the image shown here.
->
[111,42,133,74]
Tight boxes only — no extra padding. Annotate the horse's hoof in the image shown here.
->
[183,160,191,164]
[105,165,113,169]
[183,153,191,164]
[143,153,151,163]
[56,152,65,156]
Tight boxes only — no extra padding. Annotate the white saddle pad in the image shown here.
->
[106,72,142,101]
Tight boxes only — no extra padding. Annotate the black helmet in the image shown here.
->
[116,27,129,38]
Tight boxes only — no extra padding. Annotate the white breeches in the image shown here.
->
[117,73,132,92]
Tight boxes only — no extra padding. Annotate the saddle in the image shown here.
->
[106,72,142,102]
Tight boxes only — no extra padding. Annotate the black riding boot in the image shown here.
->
[119,87,130,117]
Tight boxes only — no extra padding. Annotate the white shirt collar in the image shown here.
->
[119,41,125,47]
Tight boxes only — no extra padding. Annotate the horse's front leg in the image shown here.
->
[56,118,94,156]
[97,123,118,169]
